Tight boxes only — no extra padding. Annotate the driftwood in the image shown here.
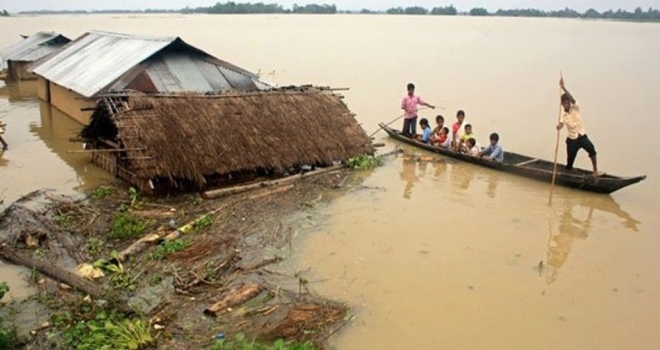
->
[202,165,344,199]
[203,282,264,316]
[0,246,126,309]
[116,233,161,262]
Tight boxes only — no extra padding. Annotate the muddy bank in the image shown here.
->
[0,169,367,349]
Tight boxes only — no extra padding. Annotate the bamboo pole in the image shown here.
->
[203,283,264,316]
[202,165,344,199]
[66,148,145,154]
[549,74,563,206]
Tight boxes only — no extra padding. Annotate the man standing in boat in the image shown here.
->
[556,78,602,176]
[401,83,435,137]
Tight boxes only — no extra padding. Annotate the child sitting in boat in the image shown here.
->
[415,118,432,144]
[431,115,445,142]
[459,124,476,149]
[465,137,481,157]
[451,110,467,150]
[479,132,504,162]
[432,127,451,148]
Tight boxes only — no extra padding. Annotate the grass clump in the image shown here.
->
[91,186,116,199]
[110,213,147,240]
[192,214,214,231]
[150,239,189,260]
[0,282,19,349]
[347,154,381,170]
[213,333,316,350]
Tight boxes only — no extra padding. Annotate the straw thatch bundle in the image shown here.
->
[86,88,372,189]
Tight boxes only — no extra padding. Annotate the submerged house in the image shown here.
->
[28,30,268,124]
[0,32,70,80]
[79,88,373,193]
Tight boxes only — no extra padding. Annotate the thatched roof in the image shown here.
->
[83,88,372,187]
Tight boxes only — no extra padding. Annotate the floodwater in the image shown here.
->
[1,14,659,348]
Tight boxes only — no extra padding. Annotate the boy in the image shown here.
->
[480,132,504,162]
[466,138,481,157]
[415,118,433,144]
[556,78,601,176]
[459,124,475,152]
[401,83,435,137]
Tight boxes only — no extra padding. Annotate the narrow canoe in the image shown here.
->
[379,123,646,194]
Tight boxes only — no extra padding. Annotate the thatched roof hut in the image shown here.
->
[80,87,372,193]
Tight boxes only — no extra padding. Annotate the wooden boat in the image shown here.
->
[379,123,646,194]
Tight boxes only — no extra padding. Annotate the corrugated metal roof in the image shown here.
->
[30,30,269,97]
[0,31,69,64]
[30,31,176,98]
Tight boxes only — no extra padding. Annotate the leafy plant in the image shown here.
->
[0,283,18,349]
[54,213,73,226]
[127,187,139,208]
[91,186,116,199]
[86,238,105,256]
[212,333,316,350]
[110,213,147,240]
[150,239,189,260]
[0,282,8,300]
[192,214,214,231]
[347,154,382,170]
[53,310,156,350]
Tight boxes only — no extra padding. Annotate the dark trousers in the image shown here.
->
[566,134,597,170]
[402,116,417,137]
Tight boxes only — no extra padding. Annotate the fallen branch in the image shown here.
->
[116,233,161,262]
[203,282,264,316]
[0,245,130,312]
[202,165,344,199]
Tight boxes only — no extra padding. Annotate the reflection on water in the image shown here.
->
[0,80,38,102]
[545,193,641,284]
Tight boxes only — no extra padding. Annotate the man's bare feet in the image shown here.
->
[593,171,605,177]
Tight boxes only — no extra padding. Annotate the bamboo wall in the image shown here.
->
[47,82,96,125]
[37,76,50,101]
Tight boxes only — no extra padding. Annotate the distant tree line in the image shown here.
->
[15,3,660,21]
[184,2,336,14]
[1,9,9,16]
[383,5,660,20]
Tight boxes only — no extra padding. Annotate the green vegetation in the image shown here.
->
[469,7,489,16]
[150,239,189,260]
[187,2,336,14]
[192,214,214,231]
[86,237,105,256]
[1,10,9,16]
[110,213,147,240]
[213,333,316,350]
[0,282,18,349]
[431,5,457,15]
[127,187,139,208]
[91,186,116,199]
[15,3,660,21]
[52,309,155,350]
[54,212,73,226]
[347,155,382,171]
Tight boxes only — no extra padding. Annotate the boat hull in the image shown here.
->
[379,123,646,194]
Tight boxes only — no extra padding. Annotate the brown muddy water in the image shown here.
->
[1,14,660,348]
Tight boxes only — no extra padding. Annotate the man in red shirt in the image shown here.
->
[401,83,435,137]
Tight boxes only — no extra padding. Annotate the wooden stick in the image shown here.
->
[66,148,145,154]
[202,165,344,199]
[368,106,433,138]
[549,74,563,206]
[203,283,264,316]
